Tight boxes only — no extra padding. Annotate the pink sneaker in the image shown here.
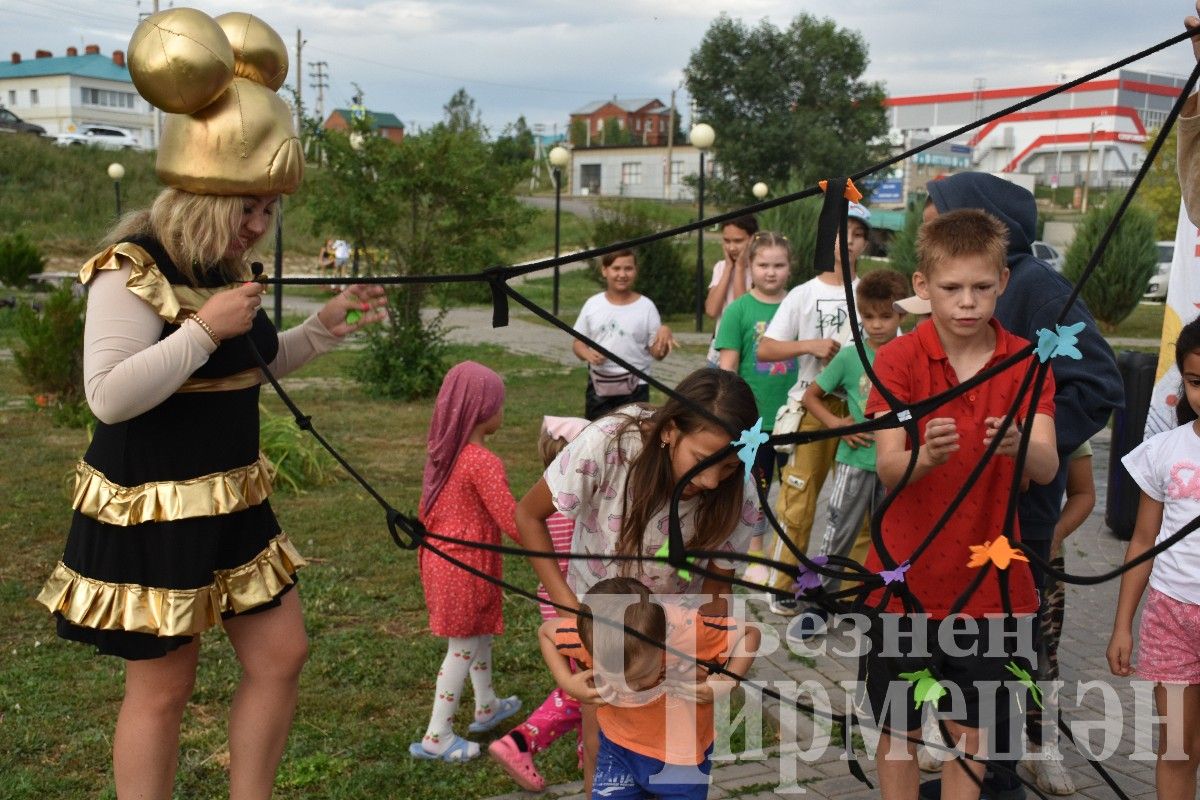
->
[488,734,545,792]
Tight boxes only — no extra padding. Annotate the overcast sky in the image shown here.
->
[5,0,1196,135]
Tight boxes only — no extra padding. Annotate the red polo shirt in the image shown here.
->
[863,318,1054,618]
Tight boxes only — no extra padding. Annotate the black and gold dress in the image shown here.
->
[38,237,313,660]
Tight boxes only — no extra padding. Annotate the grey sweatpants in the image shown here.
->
[818,462,883,593]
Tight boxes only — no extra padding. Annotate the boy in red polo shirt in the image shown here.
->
[860,209,1058,800]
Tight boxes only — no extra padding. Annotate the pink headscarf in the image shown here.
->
[420,361,505,517]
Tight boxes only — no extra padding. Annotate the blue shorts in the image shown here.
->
[592,729,713,800]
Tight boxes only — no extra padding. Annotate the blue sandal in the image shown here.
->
[467,695,522,734]
[408,735,480,762]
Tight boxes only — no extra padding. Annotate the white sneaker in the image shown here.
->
[1029,750,1075,795]
[768,596,801,616]
[917,715,944,773]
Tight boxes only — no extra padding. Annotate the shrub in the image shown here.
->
[13,281,91,427]
[589,199,692,315]
[354,289,450,400]
[259,405,339,493]
[886,203,922,279]
[1063,202,1157,332]
[0,233,45,287]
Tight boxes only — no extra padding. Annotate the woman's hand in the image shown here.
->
[195,281,266,340]
[316,284,389,337]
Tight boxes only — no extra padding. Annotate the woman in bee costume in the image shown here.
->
[36,9,386,798]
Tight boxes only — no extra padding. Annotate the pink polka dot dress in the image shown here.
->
[418,443,519,637]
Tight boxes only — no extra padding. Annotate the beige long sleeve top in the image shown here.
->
[84,264,341,424]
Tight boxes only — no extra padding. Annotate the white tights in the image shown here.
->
[421,635,496,754]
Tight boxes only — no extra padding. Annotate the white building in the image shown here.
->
[566,145,714,201]
[0,45,155,146]
[885,69,1187,190]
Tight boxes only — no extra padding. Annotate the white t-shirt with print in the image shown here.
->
[1123,423,1200,605]
[705,259,754,364]
[763,276,858,401]
[574,293,662,385]
[544,406,763,597]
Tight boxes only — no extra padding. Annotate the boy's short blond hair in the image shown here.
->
[916,209,1009,277]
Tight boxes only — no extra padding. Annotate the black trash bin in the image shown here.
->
[1105,350,1159,540]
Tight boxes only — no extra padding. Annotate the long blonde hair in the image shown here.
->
[102,188,257,285]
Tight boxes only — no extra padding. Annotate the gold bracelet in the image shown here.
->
[189,313,221,346]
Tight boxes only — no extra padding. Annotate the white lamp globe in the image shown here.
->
[548,145,569,168]
[107,162,126,181]
[690,123,715,150]
[752,182,769,199]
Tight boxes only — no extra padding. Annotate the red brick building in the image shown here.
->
[569,97,673,147]
[323,107,405,143]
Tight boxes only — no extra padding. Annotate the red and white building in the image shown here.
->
[885,69,1187,190]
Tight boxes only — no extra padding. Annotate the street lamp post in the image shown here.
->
[548,145,570,318]
[107,162,125,217]
[690,123,715,333]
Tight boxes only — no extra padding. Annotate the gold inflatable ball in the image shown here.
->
[128,8,234,114]
[216,12,289,91]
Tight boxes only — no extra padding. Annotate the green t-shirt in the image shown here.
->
[814,343,877,471]
[713,293,797,431]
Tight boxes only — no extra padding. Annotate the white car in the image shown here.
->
[55,125,140,150]
[1032,240,1065,272]
[1143,241,1175,302]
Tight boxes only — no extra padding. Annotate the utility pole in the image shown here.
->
[1081,122,1096,214]
[294,29,305,134]
[308,60,329,122]
[664,89,676,200]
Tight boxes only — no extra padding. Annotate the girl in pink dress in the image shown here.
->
[490,416,591,790]
[410,362,523,762]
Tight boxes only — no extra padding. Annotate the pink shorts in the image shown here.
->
[1137,587,1200,684]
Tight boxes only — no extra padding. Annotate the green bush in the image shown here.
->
[354,290,450,400]
[13,281,90,427]
[259,405,339,493]
[1063,202,1157,332]
[886,202,922,279]
[589,199,692,315]
[0,233,45,288]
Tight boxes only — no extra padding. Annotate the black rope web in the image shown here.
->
[245,27,1200,798]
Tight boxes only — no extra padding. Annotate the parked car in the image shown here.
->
[1143,241,1176,302]
[0,106,46,136]
[54,125,140,150]
[1032,240,1065,272]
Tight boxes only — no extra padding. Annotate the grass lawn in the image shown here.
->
[0,315,764,798]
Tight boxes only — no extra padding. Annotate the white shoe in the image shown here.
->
[768,596,801,616]
[1029,751,1075,795]
[917,716,944,773]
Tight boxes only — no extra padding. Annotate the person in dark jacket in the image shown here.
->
[920,172,1123,798]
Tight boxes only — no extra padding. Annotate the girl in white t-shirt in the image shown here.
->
[515,367,764,792]
[1108,317,1200,796]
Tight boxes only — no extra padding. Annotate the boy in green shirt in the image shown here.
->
[793,269,909,639]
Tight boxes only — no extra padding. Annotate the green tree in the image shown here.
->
[493,115,536,166]
[443,87,481,133]
[601,117,633,147]
[302,101,533,398]
[1135,125,1181,241]
[887,202,923,278]
[1063,202,1158,332]
[569,118,588,147]
[684,14,889,202]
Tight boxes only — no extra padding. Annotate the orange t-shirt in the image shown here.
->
[555,606,737,765]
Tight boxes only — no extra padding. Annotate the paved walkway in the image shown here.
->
[486,429,1160,800]
[272,292,1158,798]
